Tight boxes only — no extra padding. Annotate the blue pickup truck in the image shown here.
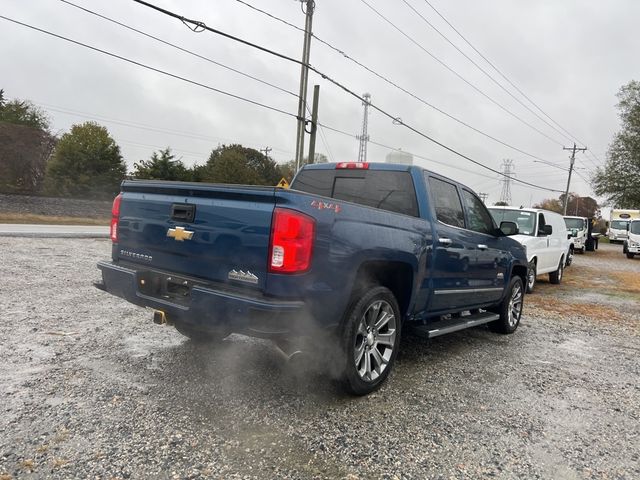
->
[96,162,528,394]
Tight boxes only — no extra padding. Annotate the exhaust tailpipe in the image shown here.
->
[153,310,167,325]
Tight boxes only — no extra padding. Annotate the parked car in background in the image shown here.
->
[623,219,640,259]
[489,207,570,293]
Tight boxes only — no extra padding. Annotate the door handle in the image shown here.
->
[438,238,452,246]
[477,244,488,250]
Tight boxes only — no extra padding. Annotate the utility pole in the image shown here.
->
[294,0,314,172]
[562,143,587,215]
[478,192,488,204]
[307,85,320,165]
[260,146,272,158]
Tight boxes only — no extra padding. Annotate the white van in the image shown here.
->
[489,207,571,292]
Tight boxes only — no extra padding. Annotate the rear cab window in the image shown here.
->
[292,168,419,217]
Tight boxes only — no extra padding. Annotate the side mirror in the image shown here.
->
[627,224,630,231]
[499,221,519,236]
[605,221,609,228]
[541,224,553,235]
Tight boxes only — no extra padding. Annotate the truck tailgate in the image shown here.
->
[115,181,276,290]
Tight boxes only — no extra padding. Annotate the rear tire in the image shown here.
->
[488,276,524,334]
[339,286,401,396]
[549,256,564,284]
[174,322,230,343]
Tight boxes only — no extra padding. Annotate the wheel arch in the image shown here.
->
[352,260,414,318]
[512,264,528,287]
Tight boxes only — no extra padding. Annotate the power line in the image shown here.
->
[0,15,298,120]
[318,123,563,193]
[421,0,587,148]
[38,102,296,156]
[230,0,567,170]
[401,0,578,146]
[58,0,298,99]
[357,0,565,147]
[129,0,565,193]
[59,0,334,163]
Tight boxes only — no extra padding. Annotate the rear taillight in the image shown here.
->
[269,208,315,273]
[110,193,122,243]
[335,162,369,169]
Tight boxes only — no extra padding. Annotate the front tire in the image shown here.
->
[566,248,574,266]
[340,286,401,396]
[526,260,537,293]
[489,276,524,334]
[627,252,635,259]
[549,256,564,284]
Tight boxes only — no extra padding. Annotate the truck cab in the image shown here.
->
[608,209,640,243]
[564,216,588,253]
[624,220,640,259]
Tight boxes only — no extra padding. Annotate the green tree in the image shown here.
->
[0,89,56,193]
[200,144,282,185]
[132,147,191,181]
[562,194,599,217]
[592,80,640,208]
[44,121,126,199]
[533,198,562,213]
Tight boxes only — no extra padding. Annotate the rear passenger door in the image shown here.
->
[426,176,480,311]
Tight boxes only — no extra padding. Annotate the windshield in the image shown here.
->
[630,222,640,235]
[564,218,586,230]
[611,220,629,230]
[489,208,536,236]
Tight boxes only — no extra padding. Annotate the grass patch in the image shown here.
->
[0,213,109,225]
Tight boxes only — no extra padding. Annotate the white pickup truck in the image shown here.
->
[489,207,571,293]
[623,220,640,259]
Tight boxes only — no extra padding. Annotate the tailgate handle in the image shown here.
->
[171,203,196,223]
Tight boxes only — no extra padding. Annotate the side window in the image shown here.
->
[461,189,495,235]
[427,176,465,228]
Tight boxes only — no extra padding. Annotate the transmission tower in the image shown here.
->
[357,93,371,162]
[499,159,515,205]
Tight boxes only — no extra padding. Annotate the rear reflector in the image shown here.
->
[336,162,369,169]
[269,208,315,273]
[110,193,123,243]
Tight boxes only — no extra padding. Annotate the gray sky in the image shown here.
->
[2,0,638,208]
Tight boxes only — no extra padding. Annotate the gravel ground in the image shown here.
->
[0,239,638,479]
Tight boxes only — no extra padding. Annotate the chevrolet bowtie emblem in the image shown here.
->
[167,226,194,242]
